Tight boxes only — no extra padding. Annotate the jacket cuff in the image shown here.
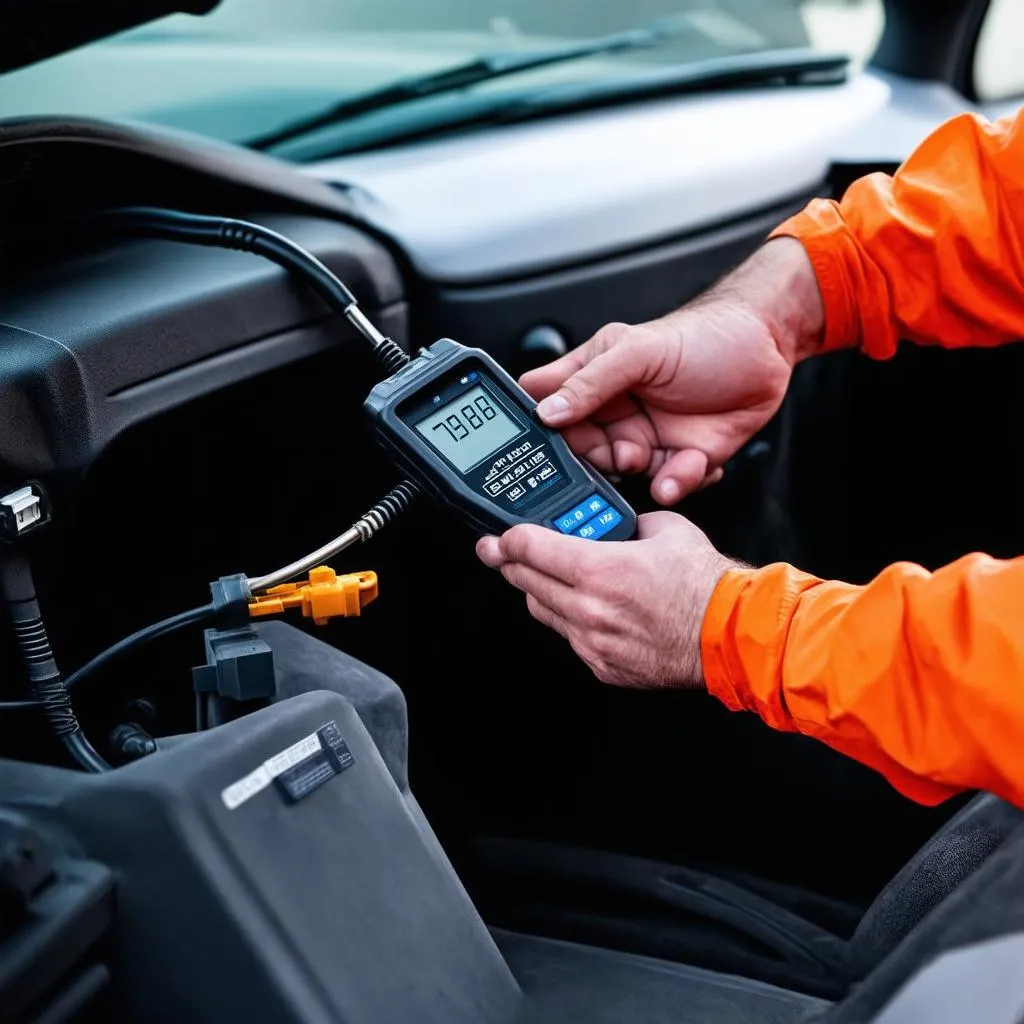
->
[769,202,860,354]
[700,567,758,712]
[700,563,814,733]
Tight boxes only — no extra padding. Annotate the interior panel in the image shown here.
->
[415,195,816,370]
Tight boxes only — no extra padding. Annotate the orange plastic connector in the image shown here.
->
[248,567,378,626]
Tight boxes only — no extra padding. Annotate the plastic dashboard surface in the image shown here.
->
[0,214,405,475]
[312,73,891,284]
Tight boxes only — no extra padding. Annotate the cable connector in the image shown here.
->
[0,484,50,544]
[210,573,252,629]
[248,567,378,626]
[193,626,276,704]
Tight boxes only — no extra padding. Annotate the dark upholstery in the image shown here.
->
[845,793,1024,980]
[819,820,1024,1022]
[495,929,827,1024]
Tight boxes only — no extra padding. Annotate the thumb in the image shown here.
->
[636,510,691,539]
[535,344,644,427]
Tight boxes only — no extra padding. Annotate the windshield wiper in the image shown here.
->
[269,48,849,163]
[251,18,699,150]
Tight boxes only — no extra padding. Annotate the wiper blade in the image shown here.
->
[485,47,849,122]
[275,49,849,163]
[251,18,696,150]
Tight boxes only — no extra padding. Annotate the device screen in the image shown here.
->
[414,384,521,474]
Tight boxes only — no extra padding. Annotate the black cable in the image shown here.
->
[0,551,109,771]
[0,213,418,715]
[106,206,358,306]
[64,603,216,693]
[94,208,419,558]
[64,731,110,774]
[96,207,411,378]
[1,477,418,713]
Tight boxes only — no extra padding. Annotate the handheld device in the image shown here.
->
[364,339,637,540]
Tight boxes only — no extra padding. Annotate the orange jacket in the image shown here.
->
[701,108,1024,807]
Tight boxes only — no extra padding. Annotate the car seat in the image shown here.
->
[464,792,1023,998]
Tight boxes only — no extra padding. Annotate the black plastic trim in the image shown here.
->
[870,0,992,97]
[0,213,406,475]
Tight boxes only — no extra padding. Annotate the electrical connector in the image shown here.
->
[0,485,50,543]
[193,626,277,703]
[248,567,378,626]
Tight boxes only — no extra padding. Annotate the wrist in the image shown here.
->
[685,552,742,690]
[697,560,755,695]
[738,238,825,365]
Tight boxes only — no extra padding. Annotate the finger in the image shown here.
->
[696,467,725,492]
[534,345,649,427]
[476,534,505,568]
[500,562,576,618]
[562,409,657,475]
[612,439,649,474]
[525,594,570,639]
[650,448,710,505]
[498,524,600,584]
[573,431,649,476]
[561,421,617,471]
[520,347,589,400]
[520,322,633,400]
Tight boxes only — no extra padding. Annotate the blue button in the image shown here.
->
[554,494,608,534]
[574,507,623,540]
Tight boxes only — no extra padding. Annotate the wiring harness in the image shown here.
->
[0,208,421,768]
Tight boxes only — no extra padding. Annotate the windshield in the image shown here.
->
[0,0,884,151]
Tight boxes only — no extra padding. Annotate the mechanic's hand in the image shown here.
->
[521,237,824,503]
[476,512,738,689]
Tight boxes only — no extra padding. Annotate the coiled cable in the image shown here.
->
[0,551,109,771]
[247,480,418,593]
[0,481,420,706]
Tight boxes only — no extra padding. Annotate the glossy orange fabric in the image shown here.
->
[701,109,1024,806]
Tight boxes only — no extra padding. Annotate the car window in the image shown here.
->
[974,0,1024,102]
[0,0,884,147]
[802,0,884,69]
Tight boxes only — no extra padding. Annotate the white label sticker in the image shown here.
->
[221,766,272,810]
[263,732,322,778]
[220,730,324,810]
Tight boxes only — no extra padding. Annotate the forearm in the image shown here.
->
[662,237,826,366]
[771,110,1024,359]
[701,555,1024,807]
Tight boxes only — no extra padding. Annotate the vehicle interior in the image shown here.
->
[2,0,1024,1021]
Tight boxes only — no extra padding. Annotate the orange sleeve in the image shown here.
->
[701,556,1024,806]
[769,108,1024,359]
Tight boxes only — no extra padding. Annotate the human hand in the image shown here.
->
[476,512,737,689]
[521,238,823,504]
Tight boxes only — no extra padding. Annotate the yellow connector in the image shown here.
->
[248,567,378,626]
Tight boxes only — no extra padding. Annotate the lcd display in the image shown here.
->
[415,384,521,473]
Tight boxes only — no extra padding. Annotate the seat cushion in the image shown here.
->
[494,929,828,1024]
[847,794,1024,978]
